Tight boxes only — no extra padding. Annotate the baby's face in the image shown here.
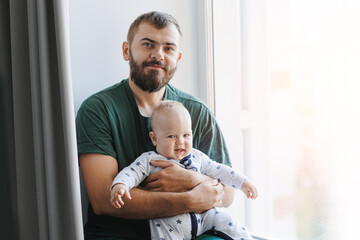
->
[152,110,192,160]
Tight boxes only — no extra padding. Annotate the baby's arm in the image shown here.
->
[110,152,152,207]
[197,150,258,199]
[110,183,132,208]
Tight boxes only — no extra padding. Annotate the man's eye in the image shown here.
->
[143,43,152,47]
[166,47,174,51]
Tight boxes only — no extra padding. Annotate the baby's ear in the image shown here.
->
[149,132,157,146]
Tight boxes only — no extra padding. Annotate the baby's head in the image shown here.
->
[149,100,192,160]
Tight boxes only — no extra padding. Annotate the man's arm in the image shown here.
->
[143,160,234,207]
[79,153,225,219]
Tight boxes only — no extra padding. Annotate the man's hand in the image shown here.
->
[185,179,225,213]
[110,183,132,208]
[142,160,204,192]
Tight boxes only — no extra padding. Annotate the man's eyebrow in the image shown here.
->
[140,38,177,47]
[140,37,156,43]
[164,42,177,47]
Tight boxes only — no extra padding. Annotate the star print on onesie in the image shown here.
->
[111,149,254,240]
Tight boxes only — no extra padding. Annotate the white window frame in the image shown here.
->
[196,0,216,113]
[211,0,272,237]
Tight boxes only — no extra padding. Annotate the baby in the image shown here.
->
[110,100,258,240]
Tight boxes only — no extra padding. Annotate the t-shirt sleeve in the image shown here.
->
[76,98,117,160]
[193,104,232,167]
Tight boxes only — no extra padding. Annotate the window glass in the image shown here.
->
[213,0,360,239]
[267,1,360,239]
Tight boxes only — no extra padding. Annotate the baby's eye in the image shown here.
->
[167,135,175,138]
[184,133,191,138]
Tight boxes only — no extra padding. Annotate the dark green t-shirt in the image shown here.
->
[76,79,231,239]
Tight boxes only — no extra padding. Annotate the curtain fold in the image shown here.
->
[0,0,19,239]
[3,0,83,239]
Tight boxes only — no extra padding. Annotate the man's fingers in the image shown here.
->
[209,179,219,186]
[148,187,162,192]
[145,160,177,183]
[143,179,162,190]
[199,179,221,189]
[150,160,174,168]
[143,172,160,185]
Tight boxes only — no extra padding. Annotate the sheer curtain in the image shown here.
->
[1,0,83,239]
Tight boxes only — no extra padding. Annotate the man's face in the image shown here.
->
[125,22,182,92]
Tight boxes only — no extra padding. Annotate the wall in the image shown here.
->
[69,0,199,113]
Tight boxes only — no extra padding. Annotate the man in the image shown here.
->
[76,11,234,240]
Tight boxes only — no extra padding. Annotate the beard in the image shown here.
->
[129,51,177,93]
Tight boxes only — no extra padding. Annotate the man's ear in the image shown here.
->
[177,52,182,62]
[122,41,130,61]
[149,132,157,146]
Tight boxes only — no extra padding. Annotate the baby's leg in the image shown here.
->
[197,208,253,240]
[149,213,192,240]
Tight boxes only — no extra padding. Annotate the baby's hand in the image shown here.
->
[110,183,132,208]
[241,180,258,200]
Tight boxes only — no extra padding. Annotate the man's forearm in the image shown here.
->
[143,160,235,208]
[102,179,228,219]
[104,187,190,219]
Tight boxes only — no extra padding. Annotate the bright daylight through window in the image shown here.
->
[213,0,360,239]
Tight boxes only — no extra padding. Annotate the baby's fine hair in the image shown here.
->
[150,100,189,129]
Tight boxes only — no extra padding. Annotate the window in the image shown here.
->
[212,0,360,239]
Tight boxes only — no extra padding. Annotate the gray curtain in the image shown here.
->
[0,0,83,239]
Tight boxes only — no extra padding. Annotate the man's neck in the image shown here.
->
[129,79,165,117]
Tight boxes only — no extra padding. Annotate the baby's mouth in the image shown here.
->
[175,148,185,154]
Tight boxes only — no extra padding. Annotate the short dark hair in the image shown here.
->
[127,11,182,44]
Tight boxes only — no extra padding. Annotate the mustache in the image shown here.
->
[142,60,165,69]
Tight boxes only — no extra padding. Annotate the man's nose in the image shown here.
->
[151,47,164,61]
